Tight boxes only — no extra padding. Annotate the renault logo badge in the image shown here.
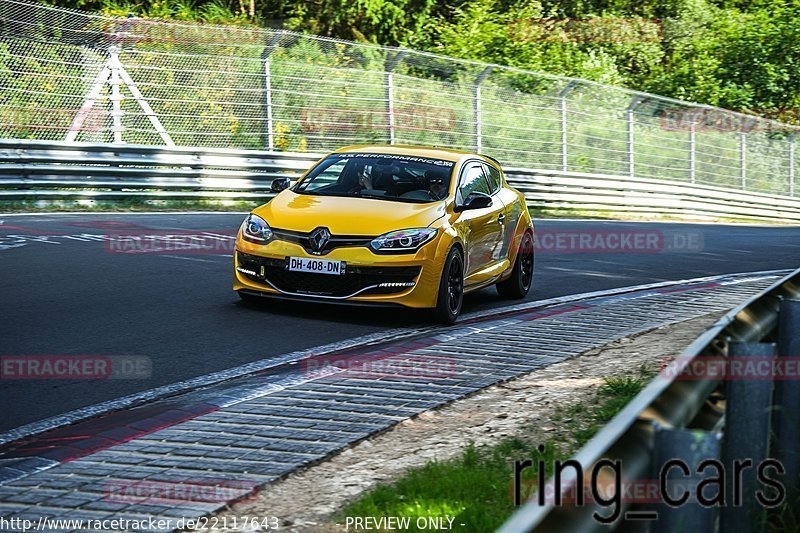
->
[308,227,331,252]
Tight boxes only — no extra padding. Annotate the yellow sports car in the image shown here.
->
[233,145,534,323]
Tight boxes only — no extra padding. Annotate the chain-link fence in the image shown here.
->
[1,0,798,197]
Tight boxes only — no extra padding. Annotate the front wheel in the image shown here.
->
[433,248,464,324]
[496,232,534,299]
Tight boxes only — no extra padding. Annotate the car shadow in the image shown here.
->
[232,286,507,328]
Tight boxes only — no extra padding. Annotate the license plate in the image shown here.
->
[286,256,346,275]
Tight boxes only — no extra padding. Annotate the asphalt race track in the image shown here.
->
[1,212,799,432]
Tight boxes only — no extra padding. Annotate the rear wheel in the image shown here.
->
[433,248,464,324]
[496,232,534,299]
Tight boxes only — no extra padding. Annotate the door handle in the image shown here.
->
[497,213,506,223]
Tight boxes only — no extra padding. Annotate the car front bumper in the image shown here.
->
[232,237,445,309]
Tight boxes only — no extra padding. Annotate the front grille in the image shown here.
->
[272,228,374,255]
[238,253,420,297]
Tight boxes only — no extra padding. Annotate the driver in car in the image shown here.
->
[349,163,380,194]
[357,164,375,192]
[428,176,446,200]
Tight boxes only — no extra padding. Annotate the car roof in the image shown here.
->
[333,144,475,163]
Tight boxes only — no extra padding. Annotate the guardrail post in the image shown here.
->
[558,81,579,172]
[774,298,800,507]
[261,32,283,152]
[720,341,776,533]
[789,132,798,196]
[652,426,721,533]
[740,131,747,190]
[384,51,407,145]
[627,96,645,177]
[473,66,493,153]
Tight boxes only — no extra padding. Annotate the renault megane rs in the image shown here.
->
[233,145,534,323]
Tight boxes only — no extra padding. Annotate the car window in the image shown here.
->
[459,163,490,199]
[484,164,502,193]
[294,153,456,203]
[300,159,347,192]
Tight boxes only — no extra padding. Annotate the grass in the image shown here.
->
[572,376,648,447]
[767,494,800,533]
[340,440,564,532]
[338,374,649,532]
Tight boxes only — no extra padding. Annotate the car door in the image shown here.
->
[457,161,505,284]
[482,161,520,262]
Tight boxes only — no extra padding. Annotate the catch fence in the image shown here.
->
[1,0,798,198]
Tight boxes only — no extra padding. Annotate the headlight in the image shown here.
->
[241,214,273,244]
[370,228,437,253]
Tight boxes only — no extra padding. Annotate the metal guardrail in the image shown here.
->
[0,139,318,200]
[500,268,800,532]
[3,139,800,221]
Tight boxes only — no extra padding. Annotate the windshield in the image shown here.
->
[294,153,455,203]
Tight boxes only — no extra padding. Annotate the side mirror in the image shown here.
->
[455,191,492,212]
[271,177,292,193]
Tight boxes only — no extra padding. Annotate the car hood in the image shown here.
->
[253,191,448,235]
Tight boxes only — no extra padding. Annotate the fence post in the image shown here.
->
[689,123,696,184]
[558,81,579,172]
[740,131,747,190]
[789,132,798,196]
[384,51,407,145]
[720,341,776,533]
[774,298,800,507]
[473,66,493,153]
[261,31,283,152]
[109,47,124,144]
[627,96,645,177]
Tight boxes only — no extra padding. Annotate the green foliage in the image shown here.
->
[340,439,565,532]
[40,0,800,123]
[285,0,438,45]
[645,2,800,117]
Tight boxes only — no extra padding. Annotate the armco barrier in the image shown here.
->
[500,268,800,532]
[2,139,800,221]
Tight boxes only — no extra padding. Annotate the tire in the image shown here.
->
[433,247,464,324]
[496,232,534,299]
